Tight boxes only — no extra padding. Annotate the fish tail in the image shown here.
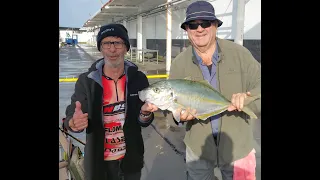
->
[241,106,258,119]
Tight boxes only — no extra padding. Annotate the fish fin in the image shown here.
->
[174,100,200,121]
[168,103,185,122]
[172,108,200,122]
[241,106,258,119]
[183,109,199,121]
[175,99,199,120]
[172,109,182,122]
[170,103,200,121]
[244,94,261,106]
[198,79,211,85]
[197,107,228,120]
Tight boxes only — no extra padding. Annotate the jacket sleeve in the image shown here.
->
[137,72,154,127]
[138,113,155,127]
[63,74,88,133]
[243,50,261,118]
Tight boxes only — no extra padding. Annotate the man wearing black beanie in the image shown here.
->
[63,23,159,180]
[96,23,131,52]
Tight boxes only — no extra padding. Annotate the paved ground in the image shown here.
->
[59,44,261,180]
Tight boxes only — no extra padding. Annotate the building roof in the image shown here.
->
[82,0,194,29]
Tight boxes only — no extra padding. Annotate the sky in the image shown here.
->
[59,0,106,28]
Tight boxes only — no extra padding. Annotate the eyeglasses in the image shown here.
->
[187,21,212,30]
[101,41,124,49]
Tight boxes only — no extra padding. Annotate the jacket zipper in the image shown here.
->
[114,80,119,101]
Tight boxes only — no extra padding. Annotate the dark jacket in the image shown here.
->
[63,58,154,180]
[168,38,261,165]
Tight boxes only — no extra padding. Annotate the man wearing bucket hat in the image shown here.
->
[167,1,261,180]
[63,23,158,180]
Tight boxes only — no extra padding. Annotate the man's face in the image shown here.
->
[186,20,217,49]
[100,36,127,68]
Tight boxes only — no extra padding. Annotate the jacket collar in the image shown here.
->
[87,58,138,87]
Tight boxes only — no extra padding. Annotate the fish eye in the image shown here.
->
[153,88,160,93]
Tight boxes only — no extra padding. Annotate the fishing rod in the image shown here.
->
[59,127,86,146]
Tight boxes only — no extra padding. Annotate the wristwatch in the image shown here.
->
[140,111,152,118]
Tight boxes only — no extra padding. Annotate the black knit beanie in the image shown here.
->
[96,23,130,52]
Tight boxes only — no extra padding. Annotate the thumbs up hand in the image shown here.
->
[70,101,88,131]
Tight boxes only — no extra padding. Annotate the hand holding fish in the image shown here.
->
[227,92,251,112]
[178,107,197,121]
[141,102,158,114]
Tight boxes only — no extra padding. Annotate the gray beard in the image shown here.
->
[104,58,122,68]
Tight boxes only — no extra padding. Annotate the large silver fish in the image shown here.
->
[138,79,259,121]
